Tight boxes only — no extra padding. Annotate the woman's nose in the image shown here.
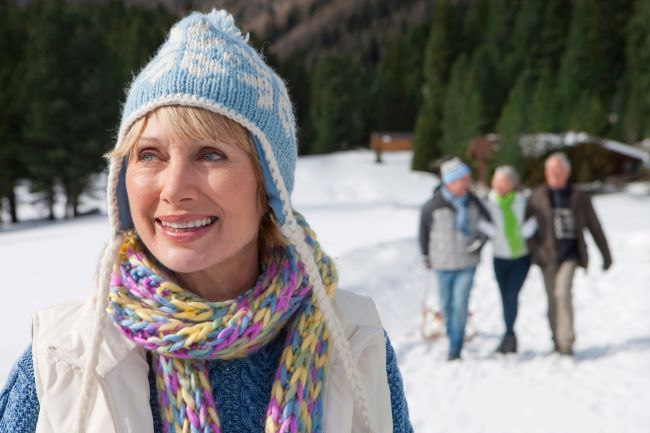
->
[159,158,198,205]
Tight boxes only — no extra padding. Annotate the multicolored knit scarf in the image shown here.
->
[107,216,336,433]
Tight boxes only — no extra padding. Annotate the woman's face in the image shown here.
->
[125,113,263,276]
[492,171,514,196]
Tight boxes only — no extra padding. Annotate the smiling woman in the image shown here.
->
[0,8,412,433]
[117,107,276,301]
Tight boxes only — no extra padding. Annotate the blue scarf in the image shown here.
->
[441,187,471,235]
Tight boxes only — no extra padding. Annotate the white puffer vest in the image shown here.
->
[31,289,392,433]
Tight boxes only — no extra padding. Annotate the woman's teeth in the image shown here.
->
[159,217,216,229]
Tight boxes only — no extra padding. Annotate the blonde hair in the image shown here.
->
[107,105,284,248]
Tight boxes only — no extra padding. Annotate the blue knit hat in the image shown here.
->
[114,9,296,225]
[440,157,471,184]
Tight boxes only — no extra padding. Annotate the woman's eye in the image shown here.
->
[200,150,224,162]
[138,150,159,162]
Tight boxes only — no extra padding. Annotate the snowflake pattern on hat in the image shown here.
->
[118,10,297,203]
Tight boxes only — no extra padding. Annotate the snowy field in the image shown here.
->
[1,150,649,433]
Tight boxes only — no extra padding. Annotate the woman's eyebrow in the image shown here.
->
[137,136,162,144]
[194,137,235,148]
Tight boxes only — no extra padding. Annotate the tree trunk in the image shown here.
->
[8,187,18,223]
[63,182,81,219]
[70,193,80,218]
[46,188,56,221]
[65,195,72,219]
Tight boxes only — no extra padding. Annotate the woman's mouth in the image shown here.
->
[155,216,218,242]
[158,216,217,231]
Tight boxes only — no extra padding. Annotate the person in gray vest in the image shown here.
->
[419,158,490,361]
[526,153,612,355]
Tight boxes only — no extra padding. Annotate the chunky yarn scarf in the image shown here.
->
[107,217,337,433]
[496,191,525,257]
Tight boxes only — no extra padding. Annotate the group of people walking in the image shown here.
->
[419,153,612,361]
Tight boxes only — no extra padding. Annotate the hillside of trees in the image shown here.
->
[0,0,175,222]
[1,0,649,223]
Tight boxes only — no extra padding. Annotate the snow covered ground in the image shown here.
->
[1,150,649,432]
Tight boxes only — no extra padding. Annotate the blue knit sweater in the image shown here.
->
[0,332,412,433]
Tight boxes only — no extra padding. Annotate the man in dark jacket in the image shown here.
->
[419,158,490,360]
[526,153,612,355]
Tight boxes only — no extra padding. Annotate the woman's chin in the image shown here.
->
[148,233,221,274]
[155,253,211,275]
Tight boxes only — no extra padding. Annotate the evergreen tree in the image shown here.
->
[412,0,459,171]
[468,46,500,133]
[495,0,557,169]
[370,24,428,134]
[17,1,173,219]
[277,55,313,154]
[0,0,27,223]
[61,5,122,217]
[370,40,405,131]
[106,3,174,84]
[622,0,650,142]
[505,0,546,78]
[461,0,489,54]
[100,0,132,87]
[536,0,573,74]
[21,0,72,219]
[567,93,608,134]
[469,0,521,131]
[20,1,148,219]
[526,0,573,133]
[555,0,633,135]
[440,54,483,157]
[310,54,366,153]
[528,69,559,132]
[495,68,534,171]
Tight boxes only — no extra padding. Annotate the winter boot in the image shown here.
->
[495,335,517,354]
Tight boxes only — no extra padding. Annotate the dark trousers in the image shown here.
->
[493,255,531,337]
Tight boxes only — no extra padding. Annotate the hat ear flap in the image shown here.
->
[252,135,286,225]
[117,157,134,231]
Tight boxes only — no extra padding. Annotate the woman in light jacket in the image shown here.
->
[0,10,412,433]
[481,166,537,354]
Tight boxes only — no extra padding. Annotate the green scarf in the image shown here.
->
[496,192,525,257]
